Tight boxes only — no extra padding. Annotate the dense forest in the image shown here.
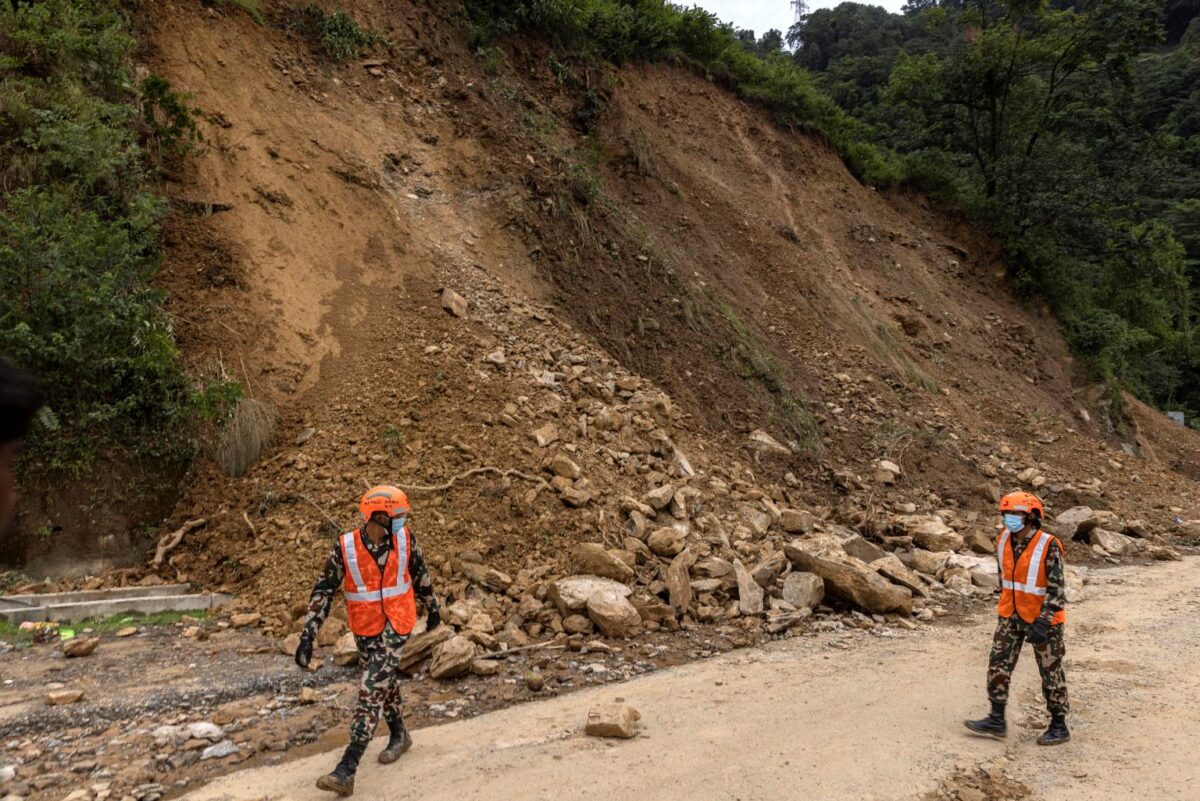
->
[780,0,1200,416]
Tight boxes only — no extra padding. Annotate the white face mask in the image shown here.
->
[389,516,406,536]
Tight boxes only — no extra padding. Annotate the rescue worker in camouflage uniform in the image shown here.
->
[966,490,1070,745]
[294,485,441,796]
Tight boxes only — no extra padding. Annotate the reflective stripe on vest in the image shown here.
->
[340,530,412,602]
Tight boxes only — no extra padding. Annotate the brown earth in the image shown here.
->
[97,0,1197,613]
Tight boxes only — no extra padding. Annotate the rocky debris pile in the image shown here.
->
[1052,506,1181,561]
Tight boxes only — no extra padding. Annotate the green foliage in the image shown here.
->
[792,0,1200,416]
[287,5,389,63]
[204,0,266,25]
[140,74,204,163]
[0,0,194,473]
[463,0,904,185]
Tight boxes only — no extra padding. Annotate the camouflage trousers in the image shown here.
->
[987,615,1069,717]
[348,625,409,750]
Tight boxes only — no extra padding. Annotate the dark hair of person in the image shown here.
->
[0,358,43,443]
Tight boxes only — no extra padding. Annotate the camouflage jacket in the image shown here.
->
[301,526,439,640]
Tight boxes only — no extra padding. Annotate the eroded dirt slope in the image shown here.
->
[127,0,1199,624]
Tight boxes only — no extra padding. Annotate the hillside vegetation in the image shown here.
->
[786,0,1200,414]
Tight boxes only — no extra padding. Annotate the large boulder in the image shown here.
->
[784,536,912,616]
[1089,528,1134,556]
[397,626,455,672]
[1055,506,1099,540]
[780,572,824,611]
[586,589,642,638]
[870,554,928,597]
[429,636,476,679]
[569,543,635,583]
[896,516,964,552]
[908,548,952,577]
[548,576,632,616]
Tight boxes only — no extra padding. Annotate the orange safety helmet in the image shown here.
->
[359,485,410,521]
[999,490,1043,518]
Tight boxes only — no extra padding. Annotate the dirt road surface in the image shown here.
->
[186,558,1200,801]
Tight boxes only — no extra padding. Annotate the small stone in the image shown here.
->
[643,484,676,510]
[441,287,468,317]
[647,527,685,557]
[525,670,545,692]
[586,589,642,638]
[333,632,358,666]
[298,687,320,705]
[429,636,476,680]
[46,690,84,706]
[62,637,100,658]
[483,349,506,366]
[199,740,239,760]
[459,561,513,591]
[748,429,790,456]
[531,424,559,448]
[563,614,594,634]
[230,612,261,628]
[471,658,500,676]
[778,509,814,534]
[585,705,640,738]
[732,559,764,615]
[780,572,824,611]
[185,722,224,742]
[569,543,635,583]
[547,454,582,479]
[115,627,138,638]
[559,485,594,508]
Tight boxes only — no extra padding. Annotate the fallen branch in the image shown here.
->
[474,642,566,660]
[151,519,206,568]
[299,494,342,531]
[404,466,549,494]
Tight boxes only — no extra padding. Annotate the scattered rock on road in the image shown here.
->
[45,690,84,706]
[62,637,100,658]
[585,704,641,739]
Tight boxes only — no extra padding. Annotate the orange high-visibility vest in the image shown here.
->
[339,528,417,637]
[996,528,1066,626]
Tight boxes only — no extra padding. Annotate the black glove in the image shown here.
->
[1026,617,1051,646]
[425,607,441,631]
[294,632,314,669]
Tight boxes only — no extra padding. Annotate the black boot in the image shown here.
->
[378,718,413,764]
[964,701,1008,739]
[1037,714,1070,746]
[316,743,364,796]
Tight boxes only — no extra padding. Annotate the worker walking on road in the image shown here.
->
[966,491,1070,745]
[295,485,442,796]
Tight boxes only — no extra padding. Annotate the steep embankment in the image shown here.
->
[120,0,1198,631]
